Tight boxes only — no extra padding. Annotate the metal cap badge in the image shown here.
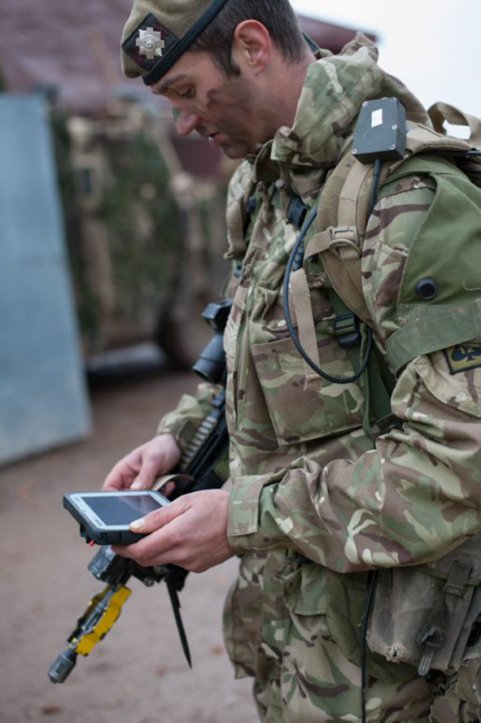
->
[121,0,231,86]
[136,27,165,60]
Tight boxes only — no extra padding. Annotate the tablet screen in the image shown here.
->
[82,494,163,526]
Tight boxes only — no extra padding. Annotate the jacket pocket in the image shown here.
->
[250,334,365,445]
[367,536,481,675]
[289,565,403,682]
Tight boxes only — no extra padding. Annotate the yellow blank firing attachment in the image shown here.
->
[70,585,132,656]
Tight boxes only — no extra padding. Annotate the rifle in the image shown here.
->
[48,300,232,684]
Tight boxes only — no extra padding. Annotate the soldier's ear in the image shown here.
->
[231,20,271,72]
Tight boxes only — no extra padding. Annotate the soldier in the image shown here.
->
[103,1,481,720]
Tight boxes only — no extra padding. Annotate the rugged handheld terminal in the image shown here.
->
[63,490,170,545]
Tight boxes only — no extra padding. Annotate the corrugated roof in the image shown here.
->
[1,0,132,111]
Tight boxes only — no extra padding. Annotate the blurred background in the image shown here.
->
[0,2,478,721]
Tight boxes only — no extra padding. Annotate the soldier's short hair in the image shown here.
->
[191,0,307,76]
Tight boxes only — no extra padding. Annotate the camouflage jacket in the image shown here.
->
[158,37,481,678]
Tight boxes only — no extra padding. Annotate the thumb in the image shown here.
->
[129,497,190,533]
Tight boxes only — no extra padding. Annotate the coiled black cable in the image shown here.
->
[282,206,373,385]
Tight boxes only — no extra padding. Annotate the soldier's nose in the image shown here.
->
[175,111,202,137]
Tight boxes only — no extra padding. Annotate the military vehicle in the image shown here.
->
[47,90,228,369]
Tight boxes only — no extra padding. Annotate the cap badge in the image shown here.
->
[136,27,165,60]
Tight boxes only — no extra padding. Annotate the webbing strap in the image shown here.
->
[290,267,322,382]
[387,299,481,374]
[306,226,371,323]
[337,154,390,231]
[366,343,398,430]
[307,151,392,325]
[428,102,481,148]
[336,156,372,228]
[402,122,473,159]
[329,290,395,435]
[226,199,246,257]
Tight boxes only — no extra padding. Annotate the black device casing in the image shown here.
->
[352,97,406,164]
[63,491,169,545]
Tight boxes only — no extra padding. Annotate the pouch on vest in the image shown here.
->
[366,536,481,676]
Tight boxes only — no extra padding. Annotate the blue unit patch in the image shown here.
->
[444,344,481,375]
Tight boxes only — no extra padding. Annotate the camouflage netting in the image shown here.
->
[50,104,185,357]
[49,99,229,367]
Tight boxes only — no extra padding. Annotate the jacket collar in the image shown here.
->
[252,34,429,183]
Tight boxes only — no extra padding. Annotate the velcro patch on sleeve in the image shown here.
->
[444,344,481,375]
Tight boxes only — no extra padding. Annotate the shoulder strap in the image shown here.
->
[304,150,392,325]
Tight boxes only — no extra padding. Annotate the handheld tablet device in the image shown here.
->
[63,490,170,545]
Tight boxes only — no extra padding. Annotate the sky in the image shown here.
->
[291,0,481,125]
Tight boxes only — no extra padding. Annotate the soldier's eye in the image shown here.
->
[179,88,194,100]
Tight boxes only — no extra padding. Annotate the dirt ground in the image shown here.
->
[0,366,259,723]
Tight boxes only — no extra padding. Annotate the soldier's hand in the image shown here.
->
[102,434,181,491]
[112,489,234,572]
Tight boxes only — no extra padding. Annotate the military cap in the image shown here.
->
[121,0,231,86]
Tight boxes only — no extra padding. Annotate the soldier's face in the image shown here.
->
[151,50,279,158]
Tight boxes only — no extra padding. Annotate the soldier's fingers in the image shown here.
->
[102,449,144,490]
[130,456,161,490]
[102,462,135,490]
[129,496,191,533]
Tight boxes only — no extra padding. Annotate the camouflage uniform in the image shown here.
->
[159,37,481,721]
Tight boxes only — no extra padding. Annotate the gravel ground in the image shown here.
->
[0,369,258,723]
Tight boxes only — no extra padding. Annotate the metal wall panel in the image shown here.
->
[0,95,91,465]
